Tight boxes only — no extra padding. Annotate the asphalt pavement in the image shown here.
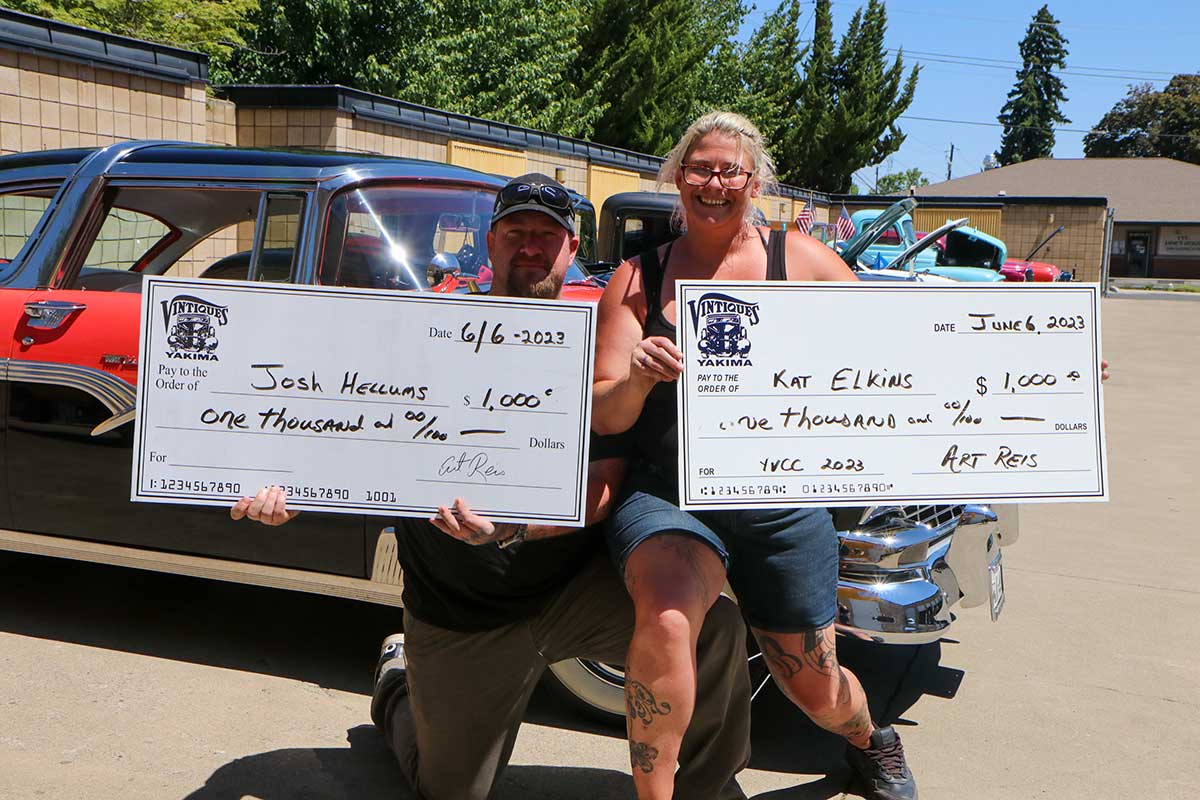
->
[1,293,1196,799]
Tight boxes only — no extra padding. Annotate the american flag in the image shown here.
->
[836,204,856,242]
[794,206,814,235]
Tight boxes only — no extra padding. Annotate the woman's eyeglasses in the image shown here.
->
[680,163,753,191]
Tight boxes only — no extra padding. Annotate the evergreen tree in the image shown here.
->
[750,0,916,192]
[740,0,805,148]
[996,5,1070,166]
[579,0,746,154]
[1084,75,1200,164]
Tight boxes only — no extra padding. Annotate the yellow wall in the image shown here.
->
[447,140,526,178]
[913,207,1003,238]
[588,164,641,218]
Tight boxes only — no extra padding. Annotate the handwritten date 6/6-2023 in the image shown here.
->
[459,320,566,353]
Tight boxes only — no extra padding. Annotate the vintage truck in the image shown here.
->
[0,142,1015,720]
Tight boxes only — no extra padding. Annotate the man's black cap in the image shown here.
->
[491,172,576,235]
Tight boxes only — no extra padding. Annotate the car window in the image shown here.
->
[80,207,171,272]
[575,205,597,267]
[63,186,307,291]
[0,187,59,269]
[619,212,678,262]
[877,229,901,245]
[321,184,495,290]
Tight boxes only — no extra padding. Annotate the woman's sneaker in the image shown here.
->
[845,725,918,800]
[370,633,408,731]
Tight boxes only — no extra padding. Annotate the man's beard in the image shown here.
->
[500,259,564,299]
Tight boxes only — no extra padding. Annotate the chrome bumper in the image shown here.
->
[835,504,1016,644]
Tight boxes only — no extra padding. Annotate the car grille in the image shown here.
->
[895,504,963,530]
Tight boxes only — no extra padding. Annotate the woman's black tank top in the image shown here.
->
[632,228,788,479]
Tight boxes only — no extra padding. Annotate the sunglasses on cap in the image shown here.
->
[496,181,574,213]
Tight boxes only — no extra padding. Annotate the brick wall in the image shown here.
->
[0,49,207,155]
[1001,203,1106,282]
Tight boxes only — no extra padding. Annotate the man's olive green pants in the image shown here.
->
[373,552,751,799]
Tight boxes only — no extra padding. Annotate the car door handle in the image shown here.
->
[91,406,136,437]
[24,300,87,330]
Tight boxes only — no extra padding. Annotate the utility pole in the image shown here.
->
[946,143,955,181]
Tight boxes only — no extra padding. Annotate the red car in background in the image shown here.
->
[1001,226,1072,282]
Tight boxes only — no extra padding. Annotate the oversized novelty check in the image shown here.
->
[676,282,1107,510]
[132,277,594,525]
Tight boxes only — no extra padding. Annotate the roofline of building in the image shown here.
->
[0,7,208,84]
[216,84,827,201]
[851,193,1109,207]
[1116,220,1200,227]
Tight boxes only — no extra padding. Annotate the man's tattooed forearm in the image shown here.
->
[630,741,659,774]
[626,681,672,727]
[759,635,804,679]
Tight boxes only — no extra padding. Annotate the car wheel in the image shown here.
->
[544,630,772,724]
[544,658,627,724]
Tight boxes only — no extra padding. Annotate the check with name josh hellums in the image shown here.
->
[132,277,595,526]
[675,281,1107,511]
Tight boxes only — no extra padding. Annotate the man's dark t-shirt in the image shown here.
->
[393,433,629,632]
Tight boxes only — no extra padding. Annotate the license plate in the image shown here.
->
[988,554,1005,620]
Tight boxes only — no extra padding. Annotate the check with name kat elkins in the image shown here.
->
[131,277,595,525]
[675,281,1108,510]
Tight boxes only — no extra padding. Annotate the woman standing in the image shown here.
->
[592,111,916,800]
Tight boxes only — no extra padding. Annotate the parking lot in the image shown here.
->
[1,292,1196,800]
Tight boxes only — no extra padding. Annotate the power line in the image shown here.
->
[900,114,1200,140]
[798,38,1188,82]
[897,51,1182,83]
[828,1,1200,37]
[896,47,1181,78]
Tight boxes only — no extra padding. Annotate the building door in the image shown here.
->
[1126,232,1150,277]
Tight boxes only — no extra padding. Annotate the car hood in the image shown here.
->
[1003,258,1063,279]
[838,198,918,264]
[917,265,1007,282]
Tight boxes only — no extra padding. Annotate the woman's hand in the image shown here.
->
[230,485,300,526]
[1101,359,1110,382]
[631,335,684,383]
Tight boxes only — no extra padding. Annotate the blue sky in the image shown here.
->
[742,0,1200,191]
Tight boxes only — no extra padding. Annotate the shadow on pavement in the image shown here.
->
[527,627,965,792]
[3,549,967,797]
[183,724,633,800]
[0,550,401,694]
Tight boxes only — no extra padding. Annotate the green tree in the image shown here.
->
[1084,75,1200,164]
[754,0,916,192]
[402,0,603,138]
[875,167,928,194]
[8,0,257,82]
[228,0,436,94]
[996,4,1070,166]
[738,0,805,146]
[579,0,748,154]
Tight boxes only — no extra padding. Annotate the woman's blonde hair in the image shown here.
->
[658,111,778,231]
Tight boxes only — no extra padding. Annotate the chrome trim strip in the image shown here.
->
[3,358,136,413]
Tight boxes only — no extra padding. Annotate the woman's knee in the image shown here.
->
[625,534,726,613]
[778,670,843,716]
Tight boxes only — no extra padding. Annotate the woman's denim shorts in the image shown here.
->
[607,468,839,633]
